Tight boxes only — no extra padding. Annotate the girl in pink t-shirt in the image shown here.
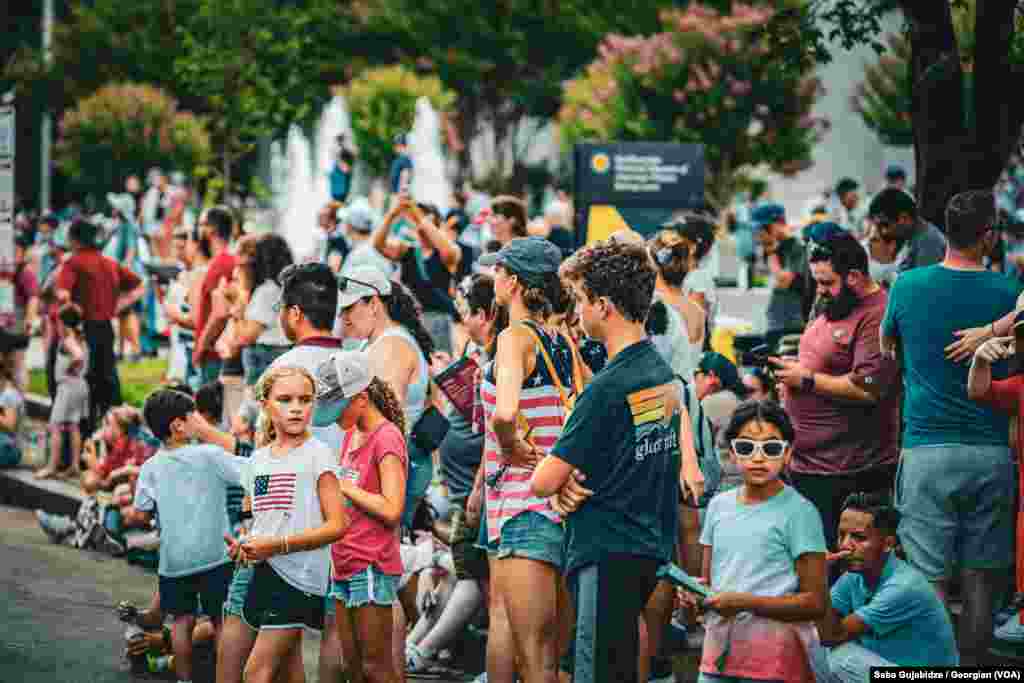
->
[312,350,408,683]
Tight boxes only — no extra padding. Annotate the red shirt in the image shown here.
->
[196,251,237,363]
[979,375,1024,616]
[331,422,407,580]
[784,288,901,475]
[94,436,153,480]
[55,249,142,321]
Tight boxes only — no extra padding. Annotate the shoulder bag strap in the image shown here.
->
[519,322,573,410]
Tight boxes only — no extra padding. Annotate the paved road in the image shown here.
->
[0,505,478,683]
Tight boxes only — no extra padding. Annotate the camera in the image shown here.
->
[143,262,182,286]
[737,344,771,368]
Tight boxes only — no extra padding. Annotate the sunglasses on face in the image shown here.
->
[730,438,789,459]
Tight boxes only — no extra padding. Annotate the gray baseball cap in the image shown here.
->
[312,350,374,427]
[478,236,563,286]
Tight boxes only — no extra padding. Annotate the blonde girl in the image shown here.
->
[219,365,347,683]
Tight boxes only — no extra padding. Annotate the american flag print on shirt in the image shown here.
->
[252,473,296,513]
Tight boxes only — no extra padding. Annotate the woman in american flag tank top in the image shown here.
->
[473,237,575,683]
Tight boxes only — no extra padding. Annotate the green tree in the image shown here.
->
[560,2,826,208]
[851,33,913,147]
[173,0,349,196]
[360,0,679,188]
[55,83,211,199]
[836,0,1024,226]
[343,65,455,178]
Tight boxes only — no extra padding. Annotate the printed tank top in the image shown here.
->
[481,321,575,541]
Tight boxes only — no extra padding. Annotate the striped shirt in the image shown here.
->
[481,323,574,542]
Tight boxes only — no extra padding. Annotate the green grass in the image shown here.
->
[29,357,170,408]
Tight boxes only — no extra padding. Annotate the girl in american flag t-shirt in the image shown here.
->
[225,365,348,678]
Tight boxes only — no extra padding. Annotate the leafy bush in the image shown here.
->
[559,2,827,207]
[56,83,211,198]
[343,65,455,177]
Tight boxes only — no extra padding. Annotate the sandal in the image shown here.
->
[33,467,60,480]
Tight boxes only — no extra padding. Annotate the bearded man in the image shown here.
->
[768,228,901,552]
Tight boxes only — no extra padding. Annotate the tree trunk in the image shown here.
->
[899,0,1023,229]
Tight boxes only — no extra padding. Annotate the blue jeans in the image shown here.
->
[242,344,290,386]
[402,440,434,529]
[199,359,223,387]
[0,432,21,467]
[809,642,897,683]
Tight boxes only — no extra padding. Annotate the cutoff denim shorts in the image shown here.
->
[326,565,399,615]
[484,510,565,570]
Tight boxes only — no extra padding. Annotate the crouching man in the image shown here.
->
[815,492,959,682]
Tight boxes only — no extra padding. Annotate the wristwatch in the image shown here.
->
[801,372,815,393]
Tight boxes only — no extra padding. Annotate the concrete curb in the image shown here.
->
[25,392,51,422]
[0,468,83,517]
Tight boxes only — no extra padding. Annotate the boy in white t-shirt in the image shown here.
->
[134,389,244,683]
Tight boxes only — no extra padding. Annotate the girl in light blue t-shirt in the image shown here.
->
[693,401,828,683]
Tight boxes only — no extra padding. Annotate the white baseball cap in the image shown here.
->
[337,266,393,310]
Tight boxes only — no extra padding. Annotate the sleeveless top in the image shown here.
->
[368,326,429,430]
[480,321,574,541]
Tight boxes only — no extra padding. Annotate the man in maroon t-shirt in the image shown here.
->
[770,230,901,550]
[192,206,237,385]
[56,220,145,429]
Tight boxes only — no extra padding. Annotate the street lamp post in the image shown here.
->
[40,0,53,213]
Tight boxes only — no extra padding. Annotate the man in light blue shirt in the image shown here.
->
[816,492,958,682]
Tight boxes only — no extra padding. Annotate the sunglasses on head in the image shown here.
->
[338,276,382,297]
[730,438,789,459]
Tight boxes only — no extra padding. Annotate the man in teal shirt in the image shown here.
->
[817,492,958,680]
[880,189,1019,665]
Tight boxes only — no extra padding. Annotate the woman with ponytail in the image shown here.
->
[312,350,408,683]
[648,229,707,378]
[337,267,435,530]
[470,236,577,683]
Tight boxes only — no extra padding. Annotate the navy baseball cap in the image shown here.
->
[804,221,847,244]
[478,236,563,286]
[885,164,907,180]
[750,203,786,231]
[697,352,742,393]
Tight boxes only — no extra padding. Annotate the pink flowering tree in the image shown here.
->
[56,83,211,200]
[560,3,827,208]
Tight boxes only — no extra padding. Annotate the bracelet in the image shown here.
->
[284,535,290,555]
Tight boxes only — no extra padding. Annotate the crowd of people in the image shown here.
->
[14,151,1024,683]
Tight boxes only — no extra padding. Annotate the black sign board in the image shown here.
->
[573,142,704,245]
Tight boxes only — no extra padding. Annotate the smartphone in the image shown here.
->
[657,563,712,601]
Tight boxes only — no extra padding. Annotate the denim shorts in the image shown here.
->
[223,564,255,618]
[326,565,399,613]
[896,443,1016,579]
[485,510,565,570]
[402,441,434,529]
